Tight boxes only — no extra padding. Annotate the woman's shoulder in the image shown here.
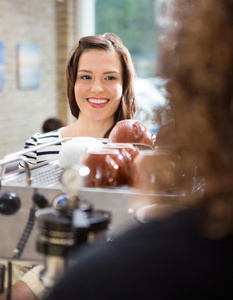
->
[20,128,64,168]
[25,128,63,147]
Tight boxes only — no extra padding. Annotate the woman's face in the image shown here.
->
[74,49,123,122]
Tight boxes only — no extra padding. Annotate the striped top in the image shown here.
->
[19,128,64,168]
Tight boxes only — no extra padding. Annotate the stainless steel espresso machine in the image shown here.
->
[0,139,205,299]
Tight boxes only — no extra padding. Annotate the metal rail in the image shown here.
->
[0,138,71,185]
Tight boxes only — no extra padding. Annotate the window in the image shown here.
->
[95,0,157,78]
[94,0,172,133]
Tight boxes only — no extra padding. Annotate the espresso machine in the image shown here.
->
[0,139,205,299]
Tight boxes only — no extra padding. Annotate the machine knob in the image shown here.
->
[0,192,21,215]
[33,191,50,209]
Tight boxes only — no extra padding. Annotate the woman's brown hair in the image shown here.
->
[66,33,137,137]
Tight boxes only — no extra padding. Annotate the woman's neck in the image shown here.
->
[62,114,114,138]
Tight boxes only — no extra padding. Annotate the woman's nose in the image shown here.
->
[91,80,104,93]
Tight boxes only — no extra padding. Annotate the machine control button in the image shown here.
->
[0,192,21,215]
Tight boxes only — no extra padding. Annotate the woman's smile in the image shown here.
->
[87,97,109,107]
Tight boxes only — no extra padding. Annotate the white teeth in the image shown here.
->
[88,98,108,104]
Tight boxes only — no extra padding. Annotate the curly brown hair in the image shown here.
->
[66,33,137,137]
[159,0,233,238]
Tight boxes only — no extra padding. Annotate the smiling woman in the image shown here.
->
[20,33,137,168]
[74,49,123,126]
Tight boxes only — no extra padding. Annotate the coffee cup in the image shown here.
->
[59,137,103,168]
[81,148,129,187]
[109,120,154,148]
[129,148,183,192]
[103,143,139,175]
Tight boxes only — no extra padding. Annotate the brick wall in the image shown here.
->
[0,0,76,159]
[56,0,77,125]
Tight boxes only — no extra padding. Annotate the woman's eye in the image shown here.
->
[80,75,91,80]
[105,76,116,81]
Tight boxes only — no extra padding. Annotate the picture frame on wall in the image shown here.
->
[18,43,41,89]
[0,42,4,90]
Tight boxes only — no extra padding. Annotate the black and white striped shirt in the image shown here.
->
[19,128,64,168]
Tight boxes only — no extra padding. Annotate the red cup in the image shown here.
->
[103,143,139,176]
[81,148,129,187]
[129,148,183,192]
[109,120,154,148]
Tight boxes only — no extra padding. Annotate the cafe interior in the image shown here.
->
[1,0,231,299]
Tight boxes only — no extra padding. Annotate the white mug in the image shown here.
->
[59,137,103,168]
